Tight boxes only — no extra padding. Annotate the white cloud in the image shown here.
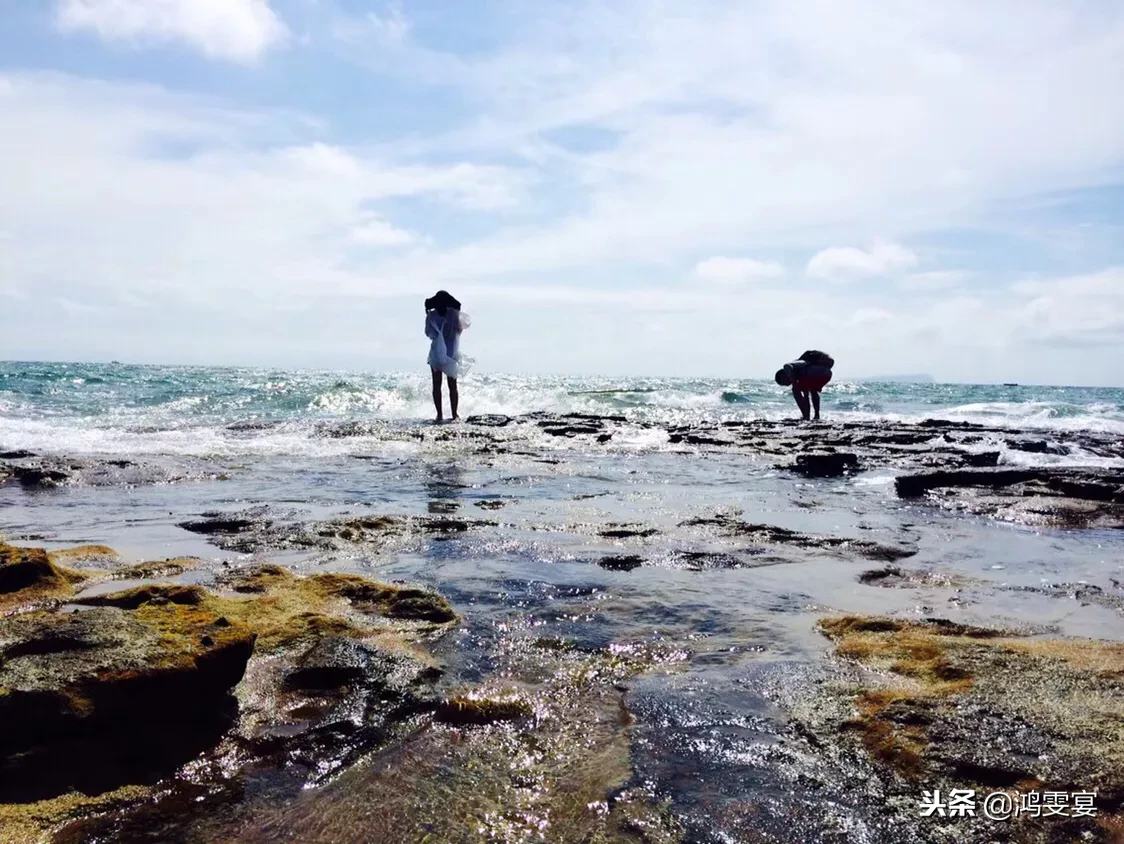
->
[0,73,528,307]
[806,241,918,282]
[692,256,785,284]
[333,0,1124,290]
[900,270,971,291]
[56,0,288,63]
[1010,268,1124,348]
[350,216,419,247]
[848,307,895,327]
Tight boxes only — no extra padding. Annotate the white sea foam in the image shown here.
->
[2,369,1122,461]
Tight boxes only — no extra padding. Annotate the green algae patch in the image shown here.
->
[0,542,89,609]
[0,785,151,844]
[47,545,121,566]
[74,565,456,655]
[211,565,457,652]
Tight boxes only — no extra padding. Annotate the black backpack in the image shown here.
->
[799,350,834,369]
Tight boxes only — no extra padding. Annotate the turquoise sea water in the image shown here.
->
[2,361,1123,457]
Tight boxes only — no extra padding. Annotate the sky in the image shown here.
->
[1,1,1123,384]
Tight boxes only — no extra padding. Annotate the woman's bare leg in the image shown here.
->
[431,368,443,421]
[448,377,459,420]
[811,390,822,421]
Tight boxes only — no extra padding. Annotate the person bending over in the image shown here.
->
[775,350,834,421]
[424,290,470,421]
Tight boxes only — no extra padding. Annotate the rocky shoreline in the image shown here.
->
[2,414,1123,841]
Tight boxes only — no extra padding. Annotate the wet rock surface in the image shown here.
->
[792,615,1124,843]
[894,467,1124,528]
[0,540,459,841]
[0,453,230,489]
[681,513,918,562]
[0,602,253,802]
[4,412,1124,841]
[177,509,498,554]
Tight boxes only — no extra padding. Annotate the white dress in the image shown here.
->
[426,309,472,377]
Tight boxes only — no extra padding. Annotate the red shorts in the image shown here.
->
[794,372,832,392]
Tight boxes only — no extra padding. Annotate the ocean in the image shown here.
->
[3,360,1124,841]
[2,362,1123,459]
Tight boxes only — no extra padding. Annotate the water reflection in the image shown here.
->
[421,459,468,514]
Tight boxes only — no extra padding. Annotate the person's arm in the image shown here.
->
[425,315,437,339]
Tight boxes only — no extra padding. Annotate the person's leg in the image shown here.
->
[431,368,443,421]
[811,390,821,421]
[448,376,459,420]
[792,386,811,420]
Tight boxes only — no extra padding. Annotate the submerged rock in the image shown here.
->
[176,509,496,554]
[599,555,644,572]
[0,541,458,831]
[858,566,968,589]
[434,693,532,726]
[681,516,917,561]
[11,466,70,488]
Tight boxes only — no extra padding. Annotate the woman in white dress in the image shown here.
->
[424,290,470,421]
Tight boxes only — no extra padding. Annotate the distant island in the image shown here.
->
[857,374,937,384]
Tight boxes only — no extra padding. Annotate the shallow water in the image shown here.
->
[4,363,1124,841]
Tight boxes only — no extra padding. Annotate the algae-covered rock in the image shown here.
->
[815,614,1124,842]
[0,542,87,607]
[0,602,254,801]
[47,544,121,566]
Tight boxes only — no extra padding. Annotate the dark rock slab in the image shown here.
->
[599,524,659,539]
[11,466,71,488]
[895,468,1049,498]
[178,517,259,535]
[682,516,917,561]
[895,467,1124,528]
[464,414,513,427]
[598,555,644,572]
[793,452,860,477]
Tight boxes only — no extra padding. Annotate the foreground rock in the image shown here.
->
[802,615,1124,842]
[0,542,88,609]
[60,627,688,843]
[0,543,458,840]
[0,601,254,802]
